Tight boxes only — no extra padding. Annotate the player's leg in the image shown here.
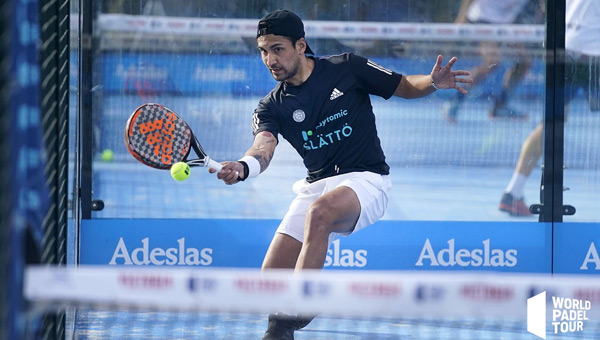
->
[514,123,543,177]
[295,185,361,270]
[443,41,500,123]
[261,181,322,340]
[578,54,600,112]
[262,173,389,339]
[263,178,325,270]
[261,235,308,340]
[500,122,543,216]
[490,43,531,118]
[296,172,390,270]
[472,41,502,83]
[261,233,302,269]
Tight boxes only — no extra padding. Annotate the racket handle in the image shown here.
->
[205,158,223,172]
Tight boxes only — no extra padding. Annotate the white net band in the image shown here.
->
[25,266,600,319]
[97,14,545,43]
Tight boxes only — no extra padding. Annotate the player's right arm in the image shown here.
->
[213,130,277,185]
[213,96,279,185]
[243,131,277,173]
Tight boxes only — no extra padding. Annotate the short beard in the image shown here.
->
[272,55,300,82]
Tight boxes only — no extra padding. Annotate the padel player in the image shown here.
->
[211,9,472,340]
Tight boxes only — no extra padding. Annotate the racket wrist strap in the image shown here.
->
[239,156,260,180]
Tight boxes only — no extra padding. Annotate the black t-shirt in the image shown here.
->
[252,53,403,183]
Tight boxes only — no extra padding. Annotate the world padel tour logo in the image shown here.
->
[527,291,592,339]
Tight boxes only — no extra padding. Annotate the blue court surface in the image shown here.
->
[92,95,600,222]
[67,311,600,340]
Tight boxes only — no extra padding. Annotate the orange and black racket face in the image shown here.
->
[125,103,192,169]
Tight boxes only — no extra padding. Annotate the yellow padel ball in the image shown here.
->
[170,162,190,181]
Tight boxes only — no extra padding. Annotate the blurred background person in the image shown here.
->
[443,0,543,124]
[499,0,600,216]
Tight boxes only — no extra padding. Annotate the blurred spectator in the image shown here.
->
[442,0,544,124]
[499,0,600,216]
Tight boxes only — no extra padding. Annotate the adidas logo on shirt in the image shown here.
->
[330,88,344,100]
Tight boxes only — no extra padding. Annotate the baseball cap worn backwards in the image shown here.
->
[257,9,314,55]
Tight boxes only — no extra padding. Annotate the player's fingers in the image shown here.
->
[216,162,233,178]
[456,77,473,83]
[224,169,240,185]
[453,70,470,76]
[456,85,468,95]
[447,57,457,67]
[216,167,232,180]
[434,55,443,69]
[222,170,233,182]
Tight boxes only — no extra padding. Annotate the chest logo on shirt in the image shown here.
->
[301,108,353,151]
[292,109,306,123]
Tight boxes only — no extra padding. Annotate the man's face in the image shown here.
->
[257,34,303,83]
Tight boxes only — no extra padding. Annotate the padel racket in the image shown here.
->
[124,103,222,171]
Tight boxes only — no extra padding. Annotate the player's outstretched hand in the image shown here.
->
[209,161,244,185]
[431,55,473,94]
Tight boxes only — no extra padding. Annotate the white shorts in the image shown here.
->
[276,171,391,242]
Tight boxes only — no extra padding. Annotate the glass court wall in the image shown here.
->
[77,0,566,222]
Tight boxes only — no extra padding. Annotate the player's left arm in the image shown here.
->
[394,55,472,99]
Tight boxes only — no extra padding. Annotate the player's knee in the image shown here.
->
[304,202,335,236]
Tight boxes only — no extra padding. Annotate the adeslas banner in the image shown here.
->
[81,219,556,273]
